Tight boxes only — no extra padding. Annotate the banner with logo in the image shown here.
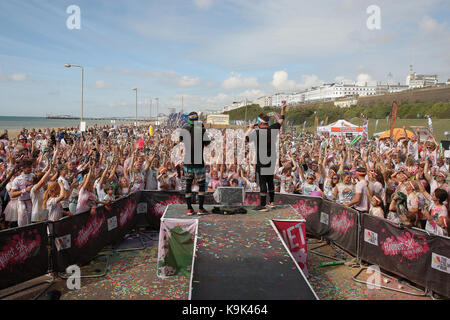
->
[276,194,323,237]
[272,220,308,275]
[157,218,197,278]
[420,232,450,298]
[0,222,49,290]
[52,194,137,272]
[319,200,358,255]
[360,214,450,297]
[137,191,186,230]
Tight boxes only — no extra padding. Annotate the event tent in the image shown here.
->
[378,128,415,141]
[317,119,363,136]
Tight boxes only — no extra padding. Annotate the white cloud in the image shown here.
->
[0,71,27,82]
[169,93,230,110]
[93,80,115,89]
[119,69,201,88]
[356,73,376,86]
[272,71,324,91]
[272,70,297,91]
[194,0,213,10]
[177,75,201,87]
[419,16,439,33]
[9,73,27,81]
[222,73,259,90]
[236,89,267,100]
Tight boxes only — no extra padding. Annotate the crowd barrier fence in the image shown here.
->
[0,191,448,298]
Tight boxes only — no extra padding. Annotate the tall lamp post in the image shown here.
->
[132,88,138,126]
[65,64,84,130]
[155,98,159,124]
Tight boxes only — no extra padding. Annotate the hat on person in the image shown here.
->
[356,167,366,175]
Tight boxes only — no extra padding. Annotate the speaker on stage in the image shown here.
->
[213,187,245,205]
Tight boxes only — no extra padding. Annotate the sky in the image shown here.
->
[0,0,449,117]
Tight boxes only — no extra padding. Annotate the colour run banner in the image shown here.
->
[137,191,186,230]
[52,194,137,272]
[320,200,359,255]
[276,194,323,237]
[424,235,450,298]
[0,222,49,290]
[359,213,450,297]
[157,218,197,278]
[0,223,48,289]
[272,220,308,276]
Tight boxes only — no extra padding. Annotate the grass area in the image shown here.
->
[296,118,450,142]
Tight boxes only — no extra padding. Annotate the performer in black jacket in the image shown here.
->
[179,112,211,215]
[245,102,286,211]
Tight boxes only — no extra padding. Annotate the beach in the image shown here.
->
[0,116,153,140]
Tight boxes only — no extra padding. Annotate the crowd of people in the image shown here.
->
[0,119,448,236]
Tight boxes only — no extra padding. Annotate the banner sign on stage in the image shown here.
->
[0,222,49,290]
[272,220,308,275]
[157,218,197,278]
[52,194,137,272]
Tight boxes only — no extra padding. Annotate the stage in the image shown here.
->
[161,204,318,300]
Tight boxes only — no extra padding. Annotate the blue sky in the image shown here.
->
[0,0,449,117]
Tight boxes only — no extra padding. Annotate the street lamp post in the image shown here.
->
[155,98,159,124]
[132,88,138,126]
[65,64,84,130]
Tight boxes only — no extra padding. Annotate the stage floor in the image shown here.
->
[162,204,318,300]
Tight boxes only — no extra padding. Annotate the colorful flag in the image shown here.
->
[363,120,369,139]
[390,101,398,139]
[428,116,434,133]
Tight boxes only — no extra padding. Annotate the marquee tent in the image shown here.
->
[317,119,363,136]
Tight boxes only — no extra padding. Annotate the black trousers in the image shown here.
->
[256,169,275,206]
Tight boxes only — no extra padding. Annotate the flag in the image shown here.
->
[273,113,280,123]
[363,120,369,139]
[314,116,318,132]
[390,101,398,139]
[428,116,433,133]
[374,119,379,133]
[302,121,306,134]
[319,120,324,126]
[324,117,329,126]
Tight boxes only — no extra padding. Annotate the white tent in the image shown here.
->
[317,119,363,136]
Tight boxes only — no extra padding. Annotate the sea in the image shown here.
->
[0,116,135,131]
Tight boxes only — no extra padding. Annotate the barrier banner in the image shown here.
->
[137,191,185,230]
[276,194,323,237]
[157,218,197,278]
[360,214,433,293]
[52,194,137,272]
[320,200,358,255]
[272,220,308,275]
[425,235,450,298]
[0,222,48,290]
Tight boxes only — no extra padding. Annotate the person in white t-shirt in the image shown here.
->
[43,181,73,222]
[422,188,448,236]
[10,160,34,227]
[344,167,369,212]
[30,163,54,222]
